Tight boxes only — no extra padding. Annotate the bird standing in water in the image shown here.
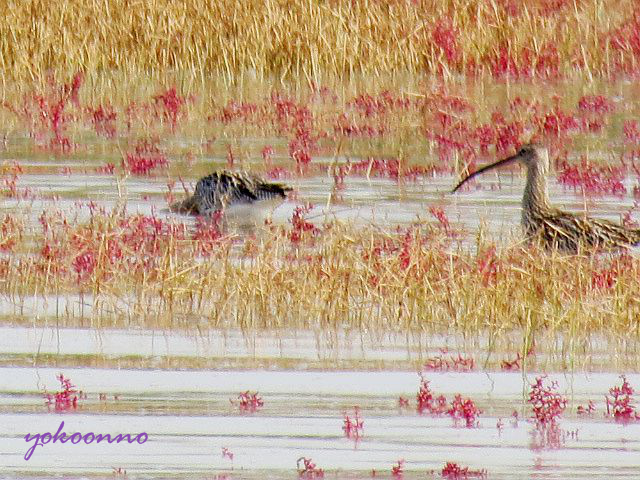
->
[451,143,640,252]
[170,170,292,222]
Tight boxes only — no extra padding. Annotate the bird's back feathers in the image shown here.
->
[527,206,640,252]
[170,170,292,216]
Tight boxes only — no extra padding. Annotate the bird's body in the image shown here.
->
[452,144,640,252]
[170,170,292,217]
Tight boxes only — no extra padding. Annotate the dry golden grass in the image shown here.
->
[0,0,638,82]
[2,207,640,349]
[1,7,639,370]
[1,67,636,185]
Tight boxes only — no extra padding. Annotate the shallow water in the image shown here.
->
[3,165,639,242]
[1,365,639,478]
[3,80,640,479]
[0,325,636,372]
[0,327,639,478]
[3,168,640,479]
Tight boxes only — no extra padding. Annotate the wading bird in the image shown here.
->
[170,170,292,221]
[451,143,640,252]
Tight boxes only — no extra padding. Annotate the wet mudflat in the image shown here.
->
[2,77,640,479]
[1,365,640,479]
[1,327,640,479]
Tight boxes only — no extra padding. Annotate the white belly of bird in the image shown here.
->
[223,197,284,226]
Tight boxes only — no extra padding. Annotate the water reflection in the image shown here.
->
[0,366,639,478]
[3,168,638,245]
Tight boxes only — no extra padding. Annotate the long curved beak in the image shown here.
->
[451,152,522,193]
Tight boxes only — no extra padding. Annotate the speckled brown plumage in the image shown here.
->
[170,170,292,215]
[452,144,640,252]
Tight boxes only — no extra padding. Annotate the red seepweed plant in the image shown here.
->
[501,343,535,371]
[577,95,614,114]
[623,120,640,143]
[3,72,83,153]
[415,373,482,426]
[44,373,84,412]
[87,103,117,138]
[268,91,319,171]
[432,17,462,69]
[529,376,566,427]
[528,376,567,449]
[221,447,234,461]
[219,99,260,125]
[424,349,475,372]
[475,245,502,287]
[289,204,320,244]
[447,394,482,428]
[391,459,404,478]
[416,373,448,415]
[1,162,33,200]
[557,157,626,196]
[606,375,639,423]
[95,162,116,175]
[72,251,97,281]
[152,86,191,130]
[230,391,263,413]
[192,212,225,257]
[122,139,168,175]
[441,462,487,479]
[577,400,596,416]
[342,406,364,440]
[0,214,24,252]
[297,457,324,479]
[428,207,453,236]
[511,410,519,428]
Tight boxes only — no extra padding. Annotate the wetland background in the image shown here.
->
[1,0,640,478]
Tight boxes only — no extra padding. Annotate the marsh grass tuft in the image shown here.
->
[3,207,640,353]
[2,1,640,82]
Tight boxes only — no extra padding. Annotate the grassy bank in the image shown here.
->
[2,207,640,343]
[1,2,640,370]
[1,0,640,82]
[1,72,639,174]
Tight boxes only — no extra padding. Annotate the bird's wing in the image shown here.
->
[545,209,640,249]
[253,178,293,200]
[195,171,293,213]
[580,216,640,247]
[535,211,582,251]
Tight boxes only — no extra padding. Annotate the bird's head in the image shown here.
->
[451,143,549,193]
